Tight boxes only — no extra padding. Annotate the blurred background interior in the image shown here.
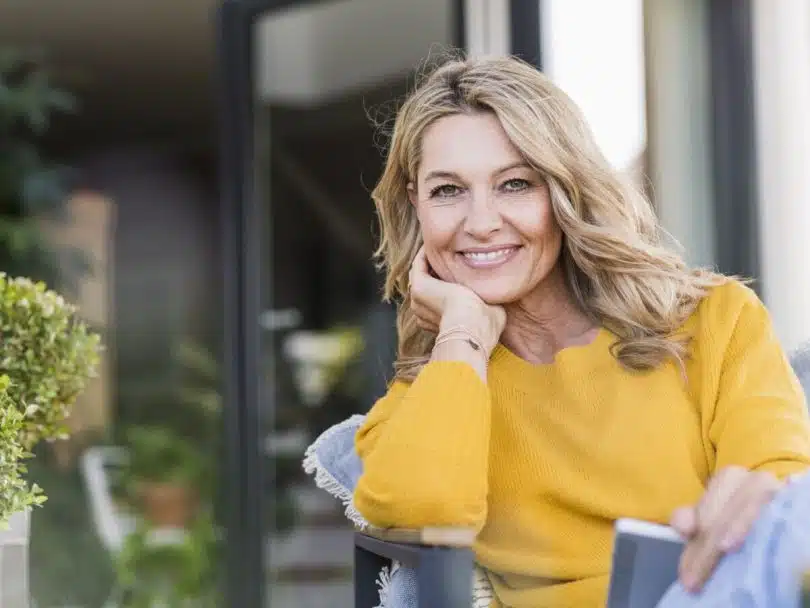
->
[0,0,809,606]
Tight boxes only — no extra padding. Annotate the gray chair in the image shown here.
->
[354,527,475,608]
[790,342,810,401]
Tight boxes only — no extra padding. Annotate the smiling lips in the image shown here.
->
[459,246,521,268]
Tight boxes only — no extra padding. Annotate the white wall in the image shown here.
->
[256,0,453,105]
[542,0,647,172]
[752,0,810,352]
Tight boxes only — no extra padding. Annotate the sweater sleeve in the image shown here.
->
[709,284,810,479]
[354,360,491,531]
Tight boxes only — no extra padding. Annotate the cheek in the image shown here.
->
[511,202,559,244]
[418,208,459,256]
[418,208,456,243]
[415,209,455,280]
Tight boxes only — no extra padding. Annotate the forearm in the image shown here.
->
[354,361,491,530]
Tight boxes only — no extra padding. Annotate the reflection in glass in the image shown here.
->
[25,155,222,605]
[255,0,455,604]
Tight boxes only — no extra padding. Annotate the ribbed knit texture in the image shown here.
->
[354,281,810,608]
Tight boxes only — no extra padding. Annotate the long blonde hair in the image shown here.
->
[372,54,725,382]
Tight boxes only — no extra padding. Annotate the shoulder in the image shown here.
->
[687,277,773,357]
[692,278,765,329]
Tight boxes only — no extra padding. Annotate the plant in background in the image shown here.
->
[175,338,302,532]
[0,49,89,294]
[121,426,205,528]
[0,273,101,451]
[114,514,218,608]
[0,374,45,527]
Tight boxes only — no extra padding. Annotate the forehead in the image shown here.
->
[418,112,524,178]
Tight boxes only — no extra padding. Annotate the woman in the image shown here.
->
[353,55,810,607]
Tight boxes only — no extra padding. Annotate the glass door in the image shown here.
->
[217,0,540,605]
[257,4,460,605]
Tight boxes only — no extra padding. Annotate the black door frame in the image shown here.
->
[510,0,543,68]
[217,2,310,606]
[216,0,541,605]
[707,0,760,284]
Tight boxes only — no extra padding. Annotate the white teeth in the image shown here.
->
[462,248,514,261]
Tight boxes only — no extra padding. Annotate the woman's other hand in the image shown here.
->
[409,246,506,355]
[670,466,783,592]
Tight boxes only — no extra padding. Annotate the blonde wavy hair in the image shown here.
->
[372,54,726,382]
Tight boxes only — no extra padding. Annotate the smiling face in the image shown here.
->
[409,111,564,305]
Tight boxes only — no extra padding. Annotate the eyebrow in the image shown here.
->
[423,161,533,182]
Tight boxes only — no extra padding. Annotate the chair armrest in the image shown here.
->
[360,526,476,548]
[354,527,475,608]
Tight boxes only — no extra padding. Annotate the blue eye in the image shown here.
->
[502,178,530,192]
[429,184,461,198]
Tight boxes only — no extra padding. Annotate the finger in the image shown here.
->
[679,534,722,592]
[409,247,445,300]
[411,246,430,276]
[670,506,698,538]
[696,466,748,533]
[411,298,441,325]
[680,467,748,590]
[717,495,764,553]
[679,478,773,592]
[718,473,780,551]
[711,472,778,547]
[410,302,441,334]
[414,313,439,332]
[415,317,437,331]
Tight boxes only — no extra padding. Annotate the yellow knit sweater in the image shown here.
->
[354,281,810,607]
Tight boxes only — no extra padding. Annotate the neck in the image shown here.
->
[501,264,598,364]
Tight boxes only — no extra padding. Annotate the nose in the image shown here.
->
[463,192,503,239]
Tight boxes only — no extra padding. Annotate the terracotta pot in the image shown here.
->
[138,481,197,527]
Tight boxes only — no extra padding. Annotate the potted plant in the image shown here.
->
[0,273,100,554]
[0,275,100,520]
[0,374,45,528]
[0,275,100,607]
[113,513,218,607]
[121,426,205,528]
[0,274,101,452]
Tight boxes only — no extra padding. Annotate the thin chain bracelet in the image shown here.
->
[434,326,485,352]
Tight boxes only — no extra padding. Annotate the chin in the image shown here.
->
[465,281,527,306]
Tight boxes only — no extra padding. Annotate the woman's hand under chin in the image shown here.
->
[409,246,506,357]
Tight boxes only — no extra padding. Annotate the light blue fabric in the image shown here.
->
[657,471,810,608]
[302,414,421,608]
[791,342,810,400]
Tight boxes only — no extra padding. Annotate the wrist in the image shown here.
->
[437,318,496,355]
[431,334,489,381]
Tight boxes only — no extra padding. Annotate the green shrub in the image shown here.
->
[0,374,45,527]
[0,273,101,450]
